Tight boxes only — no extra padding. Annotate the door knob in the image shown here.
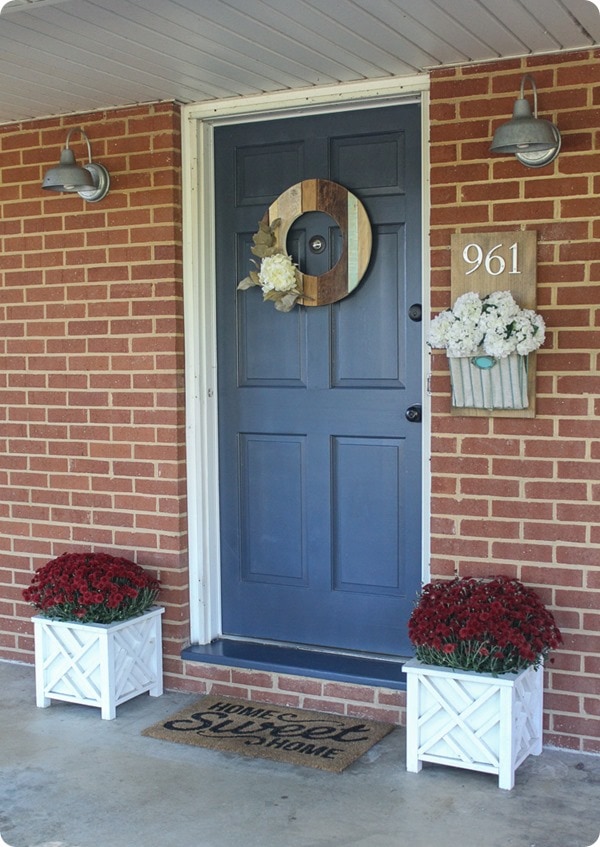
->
[408,303,422,322]
[309,235,326,254]
[405,404,422,423]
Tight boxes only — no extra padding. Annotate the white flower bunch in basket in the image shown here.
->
[428,291,545,359]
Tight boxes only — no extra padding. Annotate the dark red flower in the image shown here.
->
[408,575,562,675]
[22,551,160,624]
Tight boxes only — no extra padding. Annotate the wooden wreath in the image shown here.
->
[263,179,372,307]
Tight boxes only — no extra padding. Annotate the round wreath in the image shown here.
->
[238,179,372,312]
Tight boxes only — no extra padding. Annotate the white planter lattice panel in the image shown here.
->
[33,606,164,720]
[405,659,543,790]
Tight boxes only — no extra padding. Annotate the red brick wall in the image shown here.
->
[0,103,190,673]
[430,50,600,753]
[178,663,405,726]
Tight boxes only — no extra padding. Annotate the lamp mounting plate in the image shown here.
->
[76,162,110,202]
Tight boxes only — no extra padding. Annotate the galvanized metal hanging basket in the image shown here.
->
[448,349,528,410]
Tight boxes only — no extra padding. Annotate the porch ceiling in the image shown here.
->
[0,0,599,124]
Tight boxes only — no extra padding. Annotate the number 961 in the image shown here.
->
[463,242,520,277]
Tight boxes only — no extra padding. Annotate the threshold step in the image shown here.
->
[181,639,407,690]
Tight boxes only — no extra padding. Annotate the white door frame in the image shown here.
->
[181,76,432,646]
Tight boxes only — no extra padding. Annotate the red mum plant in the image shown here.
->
[408,575,562,675]
[23,551,160,624]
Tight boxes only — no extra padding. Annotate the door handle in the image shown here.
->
[408,303,422,322]
[405,404,422,423]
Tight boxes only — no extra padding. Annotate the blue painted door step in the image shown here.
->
[181,640,407,690]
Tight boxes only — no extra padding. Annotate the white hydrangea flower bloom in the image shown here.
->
[483,290,520,323]
[513,310,546,355]
[482,327,514,358]
[428,290,545,359]
[258,253,298,293]
[452,291,483,323]
[428,309,455,349]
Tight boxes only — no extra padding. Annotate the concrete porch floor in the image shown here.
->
[1,661,599,847]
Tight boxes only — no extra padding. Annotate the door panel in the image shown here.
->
[331,436,405,594]
[240,434,307,586]
[332,224,405,387]
[215,104,422,656]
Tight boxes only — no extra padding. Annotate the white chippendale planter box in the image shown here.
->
[405,658,543,790]
[33,606,164,720]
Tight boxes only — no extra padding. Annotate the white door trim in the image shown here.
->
[182,76,431,645]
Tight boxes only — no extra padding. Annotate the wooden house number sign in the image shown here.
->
[450,230,538,418]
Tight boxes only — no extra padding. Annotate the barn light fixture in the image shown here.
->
[42,127,110,202]
[490,74,561,168]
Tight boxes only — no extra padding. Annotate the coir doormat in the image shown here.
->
[142,694,394,773]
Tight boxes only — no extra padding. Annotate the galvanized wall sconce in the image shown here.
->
[42,127,110,202]
[490,74,561,168]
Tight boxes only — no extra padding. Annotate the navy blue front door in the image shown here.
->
[215,104,422,656]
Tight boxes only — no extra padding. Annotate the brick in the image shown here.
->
[431,456,490,476]
[430,204,490,226]
[581,611,600,634]
[491,458,554,479]
[586,571,600,591]
[558,503,600,524]
[552,715,600,738]
[430,162,490,184]
[490,541,554,563]
[277,676,323,696]
[583,698,600,716]
[231,669,275,689]
[555,590,600,611]
[523,522,587,544]
[525,176,588,199]
[431,476,457,495]
[493,500,553,520]
[524,481,588,501]
[460,478,520,498]
[557,461,600,481]
[544,693,582,714]
[543,733,581,750]
[431,537,489,558]
[461,181,520,202]
[207,684,250,700]
[539,351,591,371]
[431,517,456,535]
[460,518,520,539]
[461,436,520,456]
[431,497,487,517]
[322,682,375,703]
[583,738,600,754]
[493,200,556,222]
[525,438,584,459]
